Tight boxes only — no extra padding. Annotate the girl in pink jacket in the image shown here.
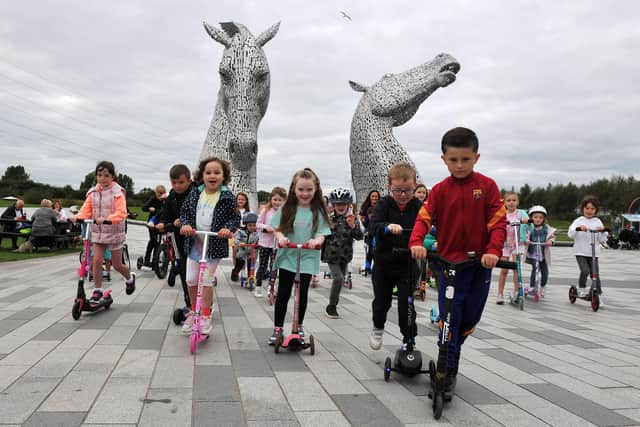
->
[72,161,136,302]
[254,187,286,297]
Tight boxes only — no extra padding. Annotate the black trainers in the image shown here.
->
[90,288,103,303]
[325,304,340,319]
[230,271,239,282]
[268,327,282,346]
[125,272,136,295]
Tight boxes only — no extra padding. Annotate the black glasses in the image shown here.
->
[390,187,414,196]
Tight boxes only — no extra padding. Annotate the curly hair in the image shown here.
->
[193,157,231,185]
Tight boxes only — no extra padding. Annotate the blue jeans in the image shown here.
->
[529,258,548,288]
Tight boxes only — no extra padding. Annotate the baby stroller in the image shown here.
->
[618,228,640,250]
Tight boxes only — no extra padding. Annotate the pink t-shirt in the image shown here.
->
[257,208,277,248]
[504,210,521,251]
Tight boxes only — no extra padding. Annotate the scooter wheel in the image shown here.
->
[173,308,186,325]
[190,333,198,354]
[428,359,436,384]
[433,392,444,419]
[248,277,256,291]
[274,333,283,354]
[569,286,577,304]
[347,280,352,290]
[519,298,524,311]
[591,292,600,312]
[72,301,82,320]
[384,357,392,382]
[136,256,143,270]
[104,301,112,310]
[309,335,315,355]
[534,293,540,302]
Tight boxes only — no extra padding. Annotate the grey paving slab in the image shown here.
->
[193,401,245,427]
[96,325,138,345]
[275,371,337,411]
[194,366,240,402]
[0,339,59,366]
[522,382,637,426]
[123,302,152,312]
[127,329,166,350]
[32,322,80,341]
[506,328,604,348]
[0,377,60,424]
[537,316,590,331]
[25,346,87,378]
[332,393,403,427]
[305,359,369,394]
[238,376,296,421]
[23,411,85,427]
[83,376,150,424]
[453,375,508,405]
[39,370,110,412]
[479,348,558,374]
[76,308,121,329]
[218,296,245,317]
[230,349,273,377]
[295,411,351,427]
[111,349,158,378]
[472,328,504,340]
[0,287,45,303]
[139,388,192,427]
[5,307,49,320]
[150,356,193,389]
[0,319,23,338]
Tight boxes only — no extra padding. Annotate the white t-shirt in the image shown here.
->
[567,216,608,257]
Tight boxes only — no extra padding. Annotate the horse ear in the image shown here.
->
[349,80,368,93]
[203,21,231,48]
[256,22,280,47]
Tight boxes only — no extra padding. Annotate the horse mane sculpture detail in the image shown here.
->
[200,21,280,208]
[349,53,460,205]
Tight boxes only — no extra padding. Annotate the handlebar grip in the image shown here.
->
[496,260,517,270]
[383,226,413,234]
[279,243,321,250]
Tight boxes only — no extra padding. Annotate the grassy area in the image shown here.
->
[0,237,79,262]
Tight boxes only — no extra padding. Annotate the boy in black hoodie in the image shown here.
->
[368,162,423,350]
[157,165,195,306]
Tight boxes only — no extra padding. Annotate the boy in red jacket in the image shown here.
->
[409,127,506,392]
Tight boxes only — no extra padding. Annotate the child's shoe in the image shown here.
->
[295,325,305,342]
[199,316,212,335]
[392,286,398,297]
[90,288,103,303]
[254,286,263,297]
[181,312,194,334]
[364,261,372,273]
[230,271,239,282]
[125,272,136,295]
[496,293,504,305]
[268,327,282,346]
[325,304,339,319]
[369,328,384,350]
[578,287,589,298]
[540,287,545,297]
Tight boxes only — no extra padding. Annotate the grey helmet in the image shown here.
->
[329,187,353,203]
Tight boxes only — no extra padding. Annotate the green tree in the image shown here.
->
[80,172,95,191]
[1,165,30,183]
[117,173,135,195]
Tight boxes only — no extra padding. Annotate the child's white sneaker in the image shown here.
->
[254,286,263,297]
[181,312,194,334]
[200,316,212,335]
[369,328,384,350]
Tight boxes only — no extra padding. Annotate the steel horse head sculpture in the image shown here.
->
[349,53,460,205]
[200,21,280,208]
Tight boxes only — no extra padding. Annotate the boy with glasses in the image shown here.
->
[368,162,423,350]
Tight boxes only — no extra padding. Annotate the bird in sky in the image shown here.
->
[340,11,352,21]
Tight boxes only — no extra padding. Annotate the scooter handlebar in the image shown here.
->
[427,252,517,270]
[193,230,219,237]
[383,226,413,234]
[72,219,113,225]
[279,242,321,250]
[239,243,259,248]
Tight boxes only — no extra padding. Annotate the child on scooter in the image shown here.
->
[496,191,528,305]
[71,161,136,302]
[231,212,260,284]
[409,127,506,392]
[231,192,250,274]
[368,162,423,350]
[255,187,287,297]
[157,164,195,298]
[525,205,556,297]
[322,188,363,319]
[268,168,331,345]
[180,157,239,335]
[141,185,167,267]
[568,195,608,297]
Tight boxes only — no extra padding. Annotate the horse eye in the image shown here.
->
[256,71,269,81]
[219,70,231,81]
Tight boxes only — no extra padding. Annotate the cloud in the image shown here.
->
[0,0,638,201]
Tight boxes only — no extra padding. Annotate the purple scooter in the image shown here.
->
[274,242,319,355]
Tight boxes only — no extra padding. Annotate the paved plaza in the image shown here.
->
[0,223,639,426]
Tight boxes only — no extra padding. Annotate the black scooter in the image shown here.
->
[424,252,516,419]
[569,229,603,312]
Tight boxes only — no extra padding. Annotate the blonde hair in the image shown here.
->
[387,162,417,184]
[40,199,53,208]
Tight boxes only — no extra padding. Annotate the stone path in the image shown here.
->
[0,223,639,426]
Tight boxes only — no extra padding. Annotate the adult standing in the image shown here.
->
[1,198,27,249]
[358,190,380,273]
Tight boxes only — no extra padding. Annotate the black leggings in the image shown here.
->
[274,269,311,328]
[256,246,274,287]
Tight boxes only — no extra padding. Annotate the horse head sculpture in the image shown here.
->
[200,21,280,208]
[349,53,460,205]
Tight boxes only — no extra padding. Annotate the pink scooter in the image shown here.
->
[274,242,319,355]
[189,230,219,354]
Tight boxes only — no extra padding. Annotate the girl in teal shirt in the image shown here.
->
[268,168,331,345]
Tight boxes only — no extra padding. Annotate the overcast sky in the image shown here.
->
[1,1,638,199]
